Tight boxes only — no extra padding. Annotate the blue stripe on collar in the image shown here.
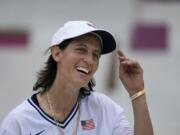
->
[27,96,79,129]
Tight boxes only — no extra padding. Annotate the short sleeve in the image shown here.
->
[0,112,21,135]
[112,111,133,135]
[0,127,17,135]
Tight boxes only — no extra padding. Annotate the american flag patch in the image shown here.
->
[81,118,95,130]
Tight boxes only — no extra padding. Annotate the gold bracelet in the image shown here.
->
[130,89,145,101]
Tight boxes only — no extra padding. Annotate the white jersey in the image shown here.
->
[0,92,133,135]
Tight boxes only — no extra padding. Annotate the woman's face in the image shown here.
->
[57,33,102,88]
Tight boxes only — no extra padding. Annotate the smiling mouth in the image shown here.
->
[76,67,90,75]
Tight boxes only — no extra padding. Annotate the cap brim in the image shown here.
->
[93,30,116,54]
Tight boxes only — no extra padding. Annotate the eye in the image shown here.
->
[93,52,100,60]
[76,47,86,53]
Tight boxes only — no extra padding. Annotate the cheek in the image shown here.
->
[59,57,74,71]
[92,61,99,73]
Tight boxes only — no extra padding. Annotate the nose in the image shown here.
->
[84,55,94,65]
[83,53,94,65]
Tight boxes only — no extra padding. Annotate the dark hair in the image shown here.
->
[33,39,95,98]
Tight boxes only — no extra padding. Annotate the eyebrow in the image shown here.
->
[75,43,87,47]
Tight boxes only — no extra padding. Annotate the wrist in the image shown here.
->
[130,89,145,101]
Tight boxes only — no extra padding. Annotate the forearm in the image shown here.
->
[132,95,154,135]
[117,49,153,134]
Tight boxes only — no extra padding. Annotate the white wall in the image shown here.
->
[0,0,179,134]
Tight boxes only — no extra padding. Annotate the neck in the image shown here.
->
[48,85,79,111]
[38,79,80,121]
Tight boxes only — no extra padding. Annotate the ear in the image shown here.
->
[50,45,62,62]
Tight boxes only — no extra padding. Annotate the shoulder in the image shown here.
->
[8,99,31,117]
[86,92,133,134]
[83,91,124,114]
[0,99,31,134]
[0,100,30,128]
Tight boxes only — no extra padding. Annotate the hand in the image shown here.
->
[117,50,144,96]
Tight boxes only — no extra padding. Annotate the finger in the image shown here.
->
[117,50,127,58]
[119,56,126,62]
[120,59,141,70]
[120,60,142,74]
[117,50,128,63]
[121,59,138,66]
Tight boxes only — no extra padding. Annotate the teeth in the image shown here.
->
[77,67,89,74]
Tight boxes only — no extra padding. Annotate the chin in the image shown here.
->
[74,80,89,88]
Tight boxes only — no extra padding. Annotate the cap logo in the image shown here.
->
[87,22,96,28]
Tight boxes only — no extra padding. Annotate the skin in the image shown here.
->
[37,33,101,121]
[118,50,154,135]
[38,33,153,134]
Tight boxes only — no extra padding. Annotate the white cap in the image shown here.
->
[51,20,116,54]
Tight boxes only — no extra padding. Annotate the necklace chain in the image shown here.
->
[46,92,80,135]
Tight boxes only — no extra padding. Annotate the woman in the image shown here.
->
[0,21,153,135]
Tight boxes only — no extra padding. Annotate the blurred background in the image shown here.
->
[0,0,179,134]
